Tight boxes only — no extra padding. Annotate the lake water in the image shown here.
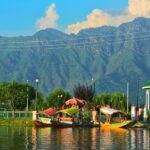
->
[0,126,150,150]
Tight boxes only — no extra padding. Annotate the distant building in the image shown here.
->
[142,81,150,109]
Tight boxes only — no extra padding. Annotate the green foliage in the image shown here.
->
[96,92,112,106]
[112,91,127,112]
[31,92,45,111]
[82,111,92,123]
[0,118,33,127]
[96,91,127,112]
[0,81,36,110]
[0,80,128,112]
[46,89,71,109]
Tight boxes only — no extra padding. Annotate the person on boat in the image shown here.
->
[131,105,136,121]
[143,105,148,122]
[136,107,139,121]
[96,106,100,121]
[92,107,97,123]
[138,107,143,121]
[58,113,63,121]
[78,109,83,124]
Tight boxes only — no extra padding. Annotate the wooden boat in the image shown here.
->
[33,107,58,127]
[99,107,135,128]
[52,107,80,127]
[33,114,53,127]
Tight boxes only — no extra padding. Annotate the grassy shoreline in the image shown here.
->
[0,118,34,127]
[1,118,150,129]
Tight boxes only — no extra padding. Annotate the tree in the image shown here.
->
[96,92,112,106]
[111,91,127,112]
[0,81,36,110]
[31,91,45,111]
[73,84,95,101]
[46,89,71,109]
[96,91,127,112]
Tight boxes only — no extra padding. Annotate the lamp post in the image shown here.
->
[35,79,39,111]
[136,79,140,108]
[126,81,129,114]
[26,80,29,111]
[58,94,63,109]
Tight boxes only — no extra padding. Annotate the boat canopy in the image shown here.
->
[100,107,121,115]
[65,97,85,106]
[56,107,79,116]
[42,107,58,117]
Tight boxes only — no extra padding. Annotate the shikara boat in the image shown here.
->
[33,107,58,127]
[61,97,85,109]
[52,107,80,127]
[99,107,134,128]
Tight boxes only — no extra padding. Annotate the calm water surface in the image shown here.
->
[0,126,150,150]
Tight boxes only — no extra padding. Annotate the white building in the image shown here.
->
[142,82,150,110]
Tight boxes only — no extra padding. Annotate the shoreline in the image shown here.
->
[0,118,34,127]
[0,118,150,129]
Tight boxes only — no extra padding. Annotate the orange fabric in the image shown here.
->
[65,97,85,106]
[60,117,73,121]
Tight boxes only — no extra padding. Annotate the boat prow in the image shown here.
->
[100,120,135,128]
[33,118,53,127]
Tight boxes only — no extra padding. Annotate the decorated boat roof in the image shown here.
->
[42,107,58,117]
[65,97,85,106]
[56,107,79,116]
[100,107,121,115]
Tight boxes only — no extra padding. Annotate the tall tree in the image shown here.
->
[31,91,45,111]
[46,89,71,109]
[0,81,36,110]
[73,84,95,101]
[112,91,127,112]
[96,92,112,106]
[96,91,127,112]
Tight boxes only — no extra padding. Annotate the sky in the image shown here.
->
[0,0,150,36]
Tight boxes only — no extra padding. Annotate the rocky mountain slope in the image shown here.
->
[0,17,150,102]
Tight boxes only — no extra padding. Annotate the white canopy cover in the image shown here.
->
[100,107,121,115]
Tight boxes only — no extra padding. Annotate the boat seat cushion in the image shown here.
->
[59,117,74,121]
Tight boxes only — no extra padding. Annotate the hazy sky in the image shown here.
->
[0,0,149,36]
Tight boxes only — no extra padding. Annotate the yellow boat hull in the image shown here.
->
[100,120,134,128]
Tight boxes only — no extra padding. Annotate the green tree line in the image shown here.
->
[0,81,127,112]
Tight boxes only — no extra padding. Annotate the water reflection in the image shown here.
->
[31,127,101,150]
[0,126,32,150]
[0,126,150,150]
[99,128,128,150]
[127,128,150,150]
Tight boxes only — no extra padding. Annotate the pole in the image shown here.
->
[94,81,96,108]
[137,79,140,108]
[35,79,39,111]
[26,80,29,111]
[127,82,129,114]
[92,78,96,108]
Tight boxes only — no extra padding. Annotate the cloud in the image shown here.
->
[128,0,150,17]
[66,9,132,34]
[37,3,59,29]
[66,0,150,34]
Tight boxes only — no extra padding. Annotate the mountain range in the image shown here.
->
[0,17,150,103]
